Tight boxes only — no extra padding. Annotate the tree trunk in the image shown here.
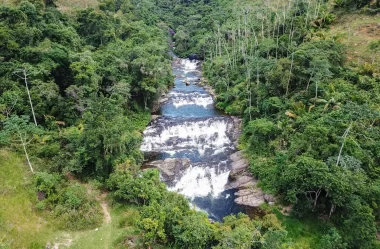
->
[23,68,37,126]
[336,122,353,167]
[286,52,294,96]
[19,134,34,173]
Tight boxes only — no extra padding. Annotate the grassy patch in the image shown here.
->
[69,205,141,249]
[56,0,99,12]
[327,12,380,65]
[0,150,58,248]
[268,208,329,249]
[0,0,13,6]
[0,150,141,249]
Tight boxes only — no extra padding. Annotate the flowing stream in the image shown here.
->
[141,56,242,221]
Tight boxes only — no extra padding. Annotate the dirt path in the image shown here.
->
[66,173,111,224]
[97,193,111,224]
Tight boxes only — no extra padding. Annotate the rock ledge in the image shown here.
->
[225,151,276,208]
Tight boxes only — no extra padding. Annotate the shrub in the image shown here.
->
[52,184,102,230]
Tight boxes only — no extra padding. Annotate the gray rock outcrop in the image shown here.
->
[225,151,276,208]
[144,158,191,182]
[235,188,265,207]
[151,115,161,121]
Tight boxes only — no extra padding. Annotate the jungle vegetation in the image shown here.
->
[0,0,379,248]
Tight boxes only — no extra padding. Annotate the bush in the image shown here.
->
[34,172,60,198]
[107,169,167,205]
[35,201,46,211]
[54,184,102,230]
[172,212,215,249]
[320,228,347,249]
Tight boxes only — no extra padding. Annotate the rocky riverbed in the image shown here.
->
[140,57,272,220]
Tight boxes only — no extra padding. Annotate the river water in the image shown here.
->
[140,56,242,221]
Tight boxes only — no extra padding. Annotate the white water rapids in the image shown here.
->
[140,58,241,219]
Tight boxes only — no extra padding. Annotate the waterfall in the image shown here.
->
[168,91,214,108]
[140,58,242,220]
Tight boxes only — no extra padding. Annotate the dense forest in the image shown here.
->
[0,0,380,248]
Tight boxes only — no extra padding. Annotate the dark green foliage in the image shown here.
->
[107,169,167,205]
[1,0,379,248]
[320,228,347,249]
[334,0,373,9]
[35,171,60,197]
[34,173,102,230]
[0,0,172,177]
[172,212,215,249]
[53,184,102,230]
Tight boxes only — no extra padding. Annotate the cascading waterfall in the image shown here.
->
[141,57,242,220]
[169,91,214,108]
[140,117,235,156]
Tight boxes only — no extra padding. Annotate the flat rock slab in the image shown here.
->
[230,151,242,162]
[151,115,161,121]
[228,151,249,180]
[225,150,277,207]
[235,188,265,207]
[225,175,256,190]
[230,158,249,175]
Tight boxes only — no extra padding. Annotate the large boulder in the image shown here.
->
[264,194,276,205]
[229,118,242,145]
[159,97,169,103]
[225,175,256,190]
[151,115,161,121]
[235,187,265,207]
[144,158,191,182]
[224,150,277,209]
[229,159,249,179]
[228,151,249,180]
[188,54,200,60]
[230,151,243,162]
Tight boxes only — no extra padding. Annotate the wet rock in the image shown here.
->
[229,158,249,178]
[264,194,276,205]
[152,91,167,113]
[159,97,169,103]
[231,116,242,130]
[151,115,161,121]
[145,158,191,181]
[230,151,243,162]
[235,188,265,207]
[225,175,256,190]
[228,151,249,180]
[225,150,276,208]
[188,54,200,60]
[203,85,216,97]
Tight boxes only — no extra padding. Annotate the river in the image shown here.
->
[140,55,242,221]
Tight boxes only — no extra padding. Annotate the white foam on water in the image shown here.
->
[186,77,199,82]
[140,118,232,153]
[180,59,198,72]
[169,92,213,108]
[168,164,230,198]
